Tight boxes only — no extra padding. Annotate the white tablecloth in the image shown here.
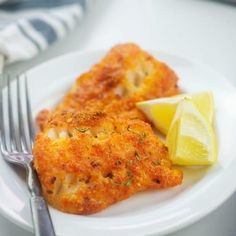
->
[2,0,236,235]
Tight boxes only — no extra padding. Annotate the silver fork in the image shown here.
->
[0,74,56,236]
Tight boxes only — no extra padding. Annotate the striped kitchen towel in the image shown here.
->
[0,0,86,72]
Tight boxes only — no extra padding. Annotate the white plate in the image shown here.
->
[1,50,236,236]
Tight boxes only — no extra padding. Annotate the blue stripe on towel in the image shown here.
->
[17,23,41,51]
[0,0,85,11]
[29,18,57,45]
[48,13,69,32]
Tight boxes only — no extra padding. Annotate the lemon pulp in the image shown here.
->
[166,99,217,166]
[136,91,214,135]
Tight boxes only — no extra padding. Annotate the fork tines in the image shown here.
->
[0,74,35,163]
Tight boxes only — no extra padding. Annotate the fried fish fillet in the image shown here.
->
[33,111,183,214]
[37,43,179,129]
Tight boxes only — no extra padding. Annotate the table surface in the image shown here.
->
[1,0,236,235]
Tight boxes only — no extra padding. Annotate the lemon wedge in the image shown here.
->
[136,91,214,135]
[166,99,217,165]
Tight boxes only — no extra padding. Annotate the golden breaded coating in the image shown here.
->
[33,111,183,214]
[37,43,179,130]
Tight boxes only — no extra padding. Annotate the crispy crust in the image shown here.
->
[37,43,179,129]
[33,111,183,214]
[34,43,182,214]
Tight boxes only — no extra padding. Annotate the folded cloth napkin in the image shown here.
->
[0,0,86,72]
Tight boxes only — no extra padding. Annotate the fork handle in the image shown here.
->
[30,196,56,236]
